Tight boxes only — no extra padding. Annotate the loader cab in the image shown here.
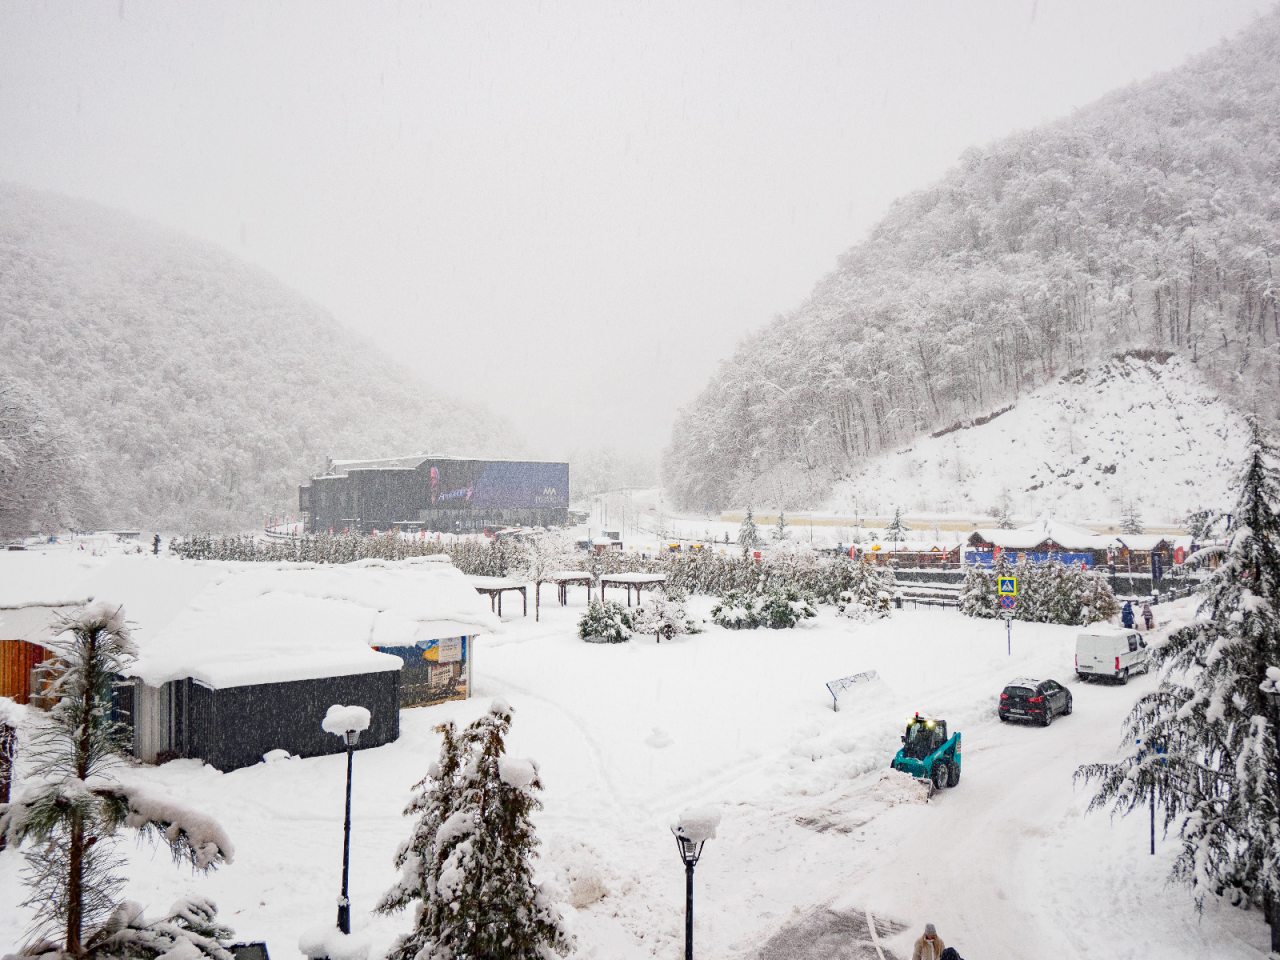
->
[902,715,948,759]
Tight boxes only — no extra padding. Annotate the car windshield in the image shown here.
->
[903,722,944,758]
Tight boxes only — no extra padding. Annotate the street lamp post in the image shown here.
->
[1261,670,1280,955]
[337,727,358,934]
[671,829,704,960]
[322,705,371,938]
[670,808,719,960]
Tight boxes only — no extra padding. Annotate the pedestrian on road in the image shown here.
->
[939,949,963,960]
[1142,601,1154,630]
[912,923,945,960]
[1121,600,1135,629]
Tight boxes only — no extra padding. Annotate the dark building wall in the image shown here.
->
[306,459,570,533]
[188,670,400,772]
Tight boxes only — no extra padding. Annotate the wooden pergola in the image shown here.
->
[548,571,594,606]
[598,572,667,606]
[467,575,528,617]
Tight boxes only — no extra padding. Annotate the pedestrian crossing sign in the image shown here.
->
[998,577,1018,596]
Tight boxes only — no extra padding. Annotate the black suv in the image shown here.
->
[998,678,1072,726]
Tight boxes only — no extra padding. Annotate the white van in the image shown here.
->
[1075,628,1151,684]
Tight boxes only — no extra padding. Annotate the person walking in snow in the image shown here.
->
[1121,600,1135,629]
[911,923,945,960]
[1142,601,1154,631]
[939,949,963,960]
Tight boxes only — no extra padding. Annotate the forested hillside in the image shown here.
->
[664,11,1280,511]
[0,184,514,532]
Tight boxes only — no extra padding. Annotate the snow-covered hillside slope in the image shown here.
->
[0,183,515,531]
[827,353,1249,525]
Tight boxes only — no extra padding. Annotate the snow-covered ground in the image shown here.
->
[0,557,1270,959]
[825,354,1249,525]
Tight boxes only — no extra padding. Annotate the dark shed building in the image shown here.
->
[300,455,570,534]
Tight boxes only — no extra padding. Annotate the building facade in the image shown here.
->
[300,455,570,533]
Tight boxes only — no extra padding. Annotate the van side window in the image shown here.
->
[1139,637,1148,649]
[1128,635,1139,653]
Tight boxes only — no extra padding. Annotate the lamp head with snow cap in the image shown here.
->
[323,704,372,748]
[671,806,721,867]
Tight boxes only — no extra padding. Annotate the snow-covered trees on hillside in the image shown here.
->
[0,184,513,531]
[0,602,234,957]
[662,11,1280,511]
[1077,426,1280,948]
[0,380,86,536]
[377,703,572,960]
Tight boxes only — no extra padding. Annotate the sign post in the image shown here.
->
[998,577,1018,655]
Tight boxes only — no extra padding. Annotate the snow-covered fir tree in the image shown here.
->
[0,602,234,958]
[737,508,760,554]
[772,511,789,542]
[836,560,894,621]
[1077,426,1280,947]
[577,600,634,644]
[995,491,1016,530]
[429,702,572,960]
[376,721,468,960]
[959,562,996,619]
[885,507,909,546]
[1121,500,1145,535]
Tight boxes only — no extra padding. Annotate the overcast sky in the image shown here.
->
[0,0,1271,459]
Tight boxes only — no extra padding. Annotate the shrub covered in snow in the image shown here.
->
[756,587,817,629]
[712,587,816,629]
[578,599,635,643]
[632,592,702,643]
[710,590,760,629]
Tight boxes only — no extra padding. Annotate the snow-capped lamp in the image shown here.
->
[322,705,372,936]
[670,806,720,960]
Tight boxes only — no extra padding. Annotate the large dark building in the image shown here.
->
[300,455,570,533]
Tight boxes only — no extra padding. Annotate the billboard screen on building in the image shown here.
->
[422,460,568,511]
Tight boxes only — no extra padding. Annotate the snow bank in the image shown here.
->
[322,705,371,737]
[673,806,721,843]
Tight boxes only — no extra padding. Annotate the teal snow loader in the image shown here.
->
[891,713,962,797]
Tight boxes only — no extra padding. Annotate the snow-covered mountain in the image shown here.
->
[826,352,1249,525]
[0,184,516,531]
[664,11,1280,511]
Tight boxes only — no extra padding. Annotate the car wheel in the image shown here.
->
[931,763,949,791]
[998,712,1008,722]
[1041,704,1053,727]
[1119,667,1130,686]
[1064,695,1073,715]
[947,760,961,787]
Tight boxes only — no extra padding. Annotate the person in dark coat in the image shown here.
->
[1142,601,1154,630]
[939,949,963,960]
[1121,601,1135,629]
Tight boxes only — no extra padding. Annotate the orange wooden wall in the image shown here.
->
[0,640,52,704]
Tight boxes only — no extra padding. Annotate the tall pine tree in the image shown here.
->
[737,508,760,555]
[0,602,234,958]
[379,702,571,960]
[885,507,909,546]
[1078,426,1280,948]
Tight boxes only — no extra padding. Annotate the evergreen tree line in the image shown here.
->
[959,555,1120,625]
[664,13,1280,511]
[172,532,896,604]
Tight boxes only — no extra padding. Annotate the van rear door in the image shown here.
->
[1076,634,1115,676]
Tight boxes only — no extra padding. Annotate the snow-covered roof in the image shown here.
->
[0,552,499,690]
[0,603,85,646]
[322,454,567,476]
[972,518,1117,551]
[129,558,499,688]
[1114,534,1172,551]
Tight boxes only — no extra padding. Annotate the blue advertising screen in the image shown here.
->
[422,460,568,510]
[964,550,1095,568]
